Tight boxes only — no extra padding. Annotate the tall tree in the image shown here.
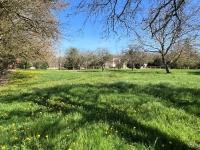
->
[64,47,80,70]
[123,45,146,71]
[95,48,111,72]
[0,0,68,74]
[81,51,95,70]
[141,0,200,73]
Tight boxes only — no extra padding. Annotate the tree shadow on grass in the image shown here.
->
[108,69,167,74]
[77,69,102,72]
[187,71,200,75]
[0,82,199,149]
[101,82,200,117]
[142,83,200,117]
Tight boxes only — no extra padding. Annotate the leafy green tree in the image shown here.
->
[64,47,82,70]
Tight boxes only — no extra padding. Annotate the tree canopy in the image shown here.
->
[73,0,195,38]
[0,0,68,74]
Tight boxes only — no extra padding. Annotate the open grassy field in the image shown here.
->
[0,69,199,150]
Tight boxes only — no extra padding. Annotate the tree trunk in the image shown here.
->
[102,64,105,72]
[164,63,171,73]
[132,63,134,71]
[162,58,171,73]
[102,66,104,72]
[161,55,171,73]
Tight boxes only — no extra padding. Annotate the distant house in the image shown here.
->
[140,64,147,69]
[105,56,128,69]
[30,67,36,69]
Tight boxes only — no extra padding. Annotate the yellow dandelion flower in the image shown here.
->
[14,137,18,140]
[68,148,72,150]
[40,112,42,114]
[1,146,6,150]
[37,134,40,138]
[26,137,31,141]
[45,135,48,138]
[0,126,2,128]
[12,123,15,127]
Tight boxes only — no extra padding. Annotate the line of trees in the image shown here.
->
[61,42,200,71]
[63,47,112,72]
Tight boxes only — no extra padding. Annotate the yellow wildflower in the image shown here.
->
[37,134,40,138]
[14,137,18,140]
[1,146,6,150]
[26,137,31,141]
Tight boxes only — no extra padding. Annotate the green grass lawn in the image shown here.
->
[0,69,200,150]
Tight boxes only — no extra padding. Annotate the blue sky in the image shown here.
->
[57,1,130,55]
[57,0,200,56]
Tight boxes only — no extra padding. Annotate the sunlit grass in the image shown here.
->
[0,69,200,150]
